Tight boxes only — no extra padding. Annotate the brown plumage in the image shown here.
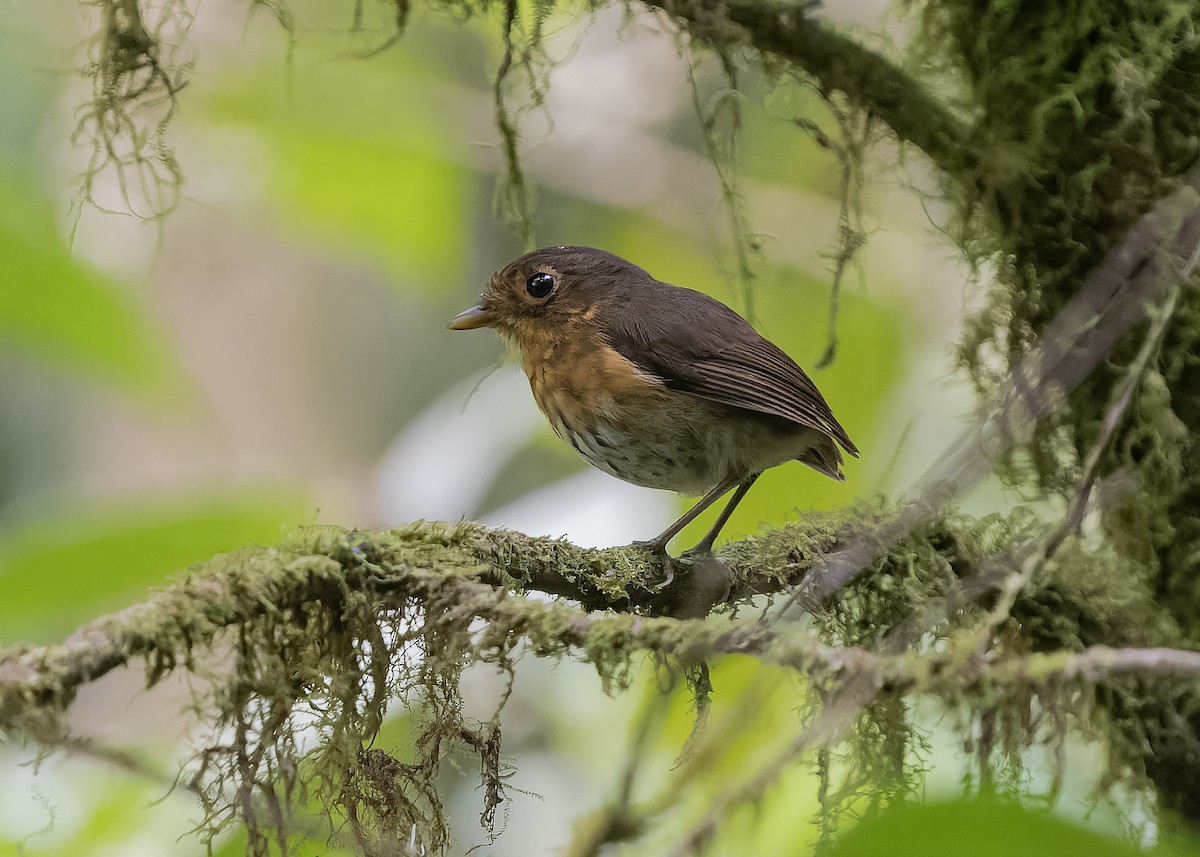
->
[449,246,858,555]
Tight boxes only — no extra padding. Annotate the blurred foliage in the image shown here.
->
[637,657,826,853]
[0,489,305,644]
[0,169,184,400]
[0,762,358,857]
[825,799,1161,857]
[197,44,477,284]
[0,773,197,857]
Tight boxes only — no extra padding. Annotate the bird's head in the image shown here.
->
[448,246,649,340]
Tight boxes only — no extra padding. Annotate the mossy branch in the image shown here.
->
[649,0,975,180]
[0,515,841,735]
[1,514,1196,852]
[0,511,1187,739]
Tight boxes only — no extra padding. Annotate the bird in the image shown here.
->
[448,246,858,557]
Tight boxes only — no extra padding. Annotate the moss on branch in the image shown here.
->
[0,507,1086,732]
[0,508,1192,852]
[0,514,844,736]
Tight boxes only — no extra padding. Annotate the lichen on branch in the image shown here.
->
[75,0,194,219]
[0,508,1190,853]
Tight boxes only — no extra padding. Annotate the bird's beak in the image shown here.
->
[447,304,496,330]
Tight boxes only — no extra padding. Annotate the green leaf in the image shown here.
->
[0,489,305,644]
[826,800,1144,857]
[0,169,184,398]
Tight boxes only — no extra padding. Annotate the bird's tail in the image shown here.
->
[797,437,847,482]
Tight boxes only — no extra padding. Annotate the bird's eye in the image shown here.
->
[526,272,555,299]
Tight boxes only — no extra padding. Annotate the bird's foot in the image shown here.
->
[663,551,733,619]
[631,538,676,589]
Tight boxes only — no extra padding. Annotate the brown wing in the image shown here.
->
[598,281,859,456]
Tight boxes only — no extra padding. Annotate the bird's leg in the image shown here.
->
[637,476,741,555]
[682,473,761,557]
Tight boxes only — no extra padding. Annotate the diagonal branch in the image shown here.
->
[646,0,976,179]
[771,160,1200,621]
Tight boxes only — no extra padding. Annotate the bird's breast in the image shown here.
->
[509,329,716,493]
[523,331,664,437]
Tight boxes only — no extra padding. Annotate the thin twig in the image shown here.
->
[661,673,879,857]
[685,46,759,318]
[493,0,536,248]
[60,735,202,796]
[563,690,671,857]
[1045,259,1196,557]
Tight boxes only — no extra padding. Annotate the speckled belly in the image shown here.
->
[531,371,815,494]
[516,330,818,494]
[559,404,718,493]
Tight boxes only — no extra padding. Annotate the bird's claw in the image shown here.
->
[665,552,734,619]
[630,538,677,589]
[630,539,722,592]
